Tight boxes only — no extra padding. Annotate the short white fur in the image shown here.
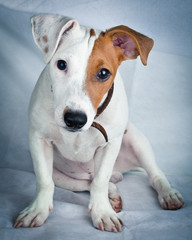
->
[14,14,184,232]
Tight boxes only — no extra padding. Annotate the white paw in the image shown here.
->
[14,197,53,228]
[89,200,123,232]
[108,182,122,213]
[158,188,184,210]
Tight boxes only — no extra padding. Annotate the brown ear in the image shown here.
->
[106,25,154,65]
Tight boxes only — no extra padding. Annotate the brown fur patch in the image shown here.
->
[44,46,49,53]
[90,28,96,37]
[85,32,123,112]
[85,26,154,111]
[42,35,48,43]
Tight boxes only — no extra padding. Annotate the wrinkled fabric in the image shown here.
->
[0,1,192,240]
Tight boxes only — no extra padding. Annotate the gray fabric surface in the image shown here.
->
[0,1,191,239]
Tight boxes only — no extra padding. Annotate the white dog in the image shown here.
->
[14,14,184,232]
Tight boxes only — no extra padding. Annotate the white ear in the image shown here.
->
[31,14,79,63]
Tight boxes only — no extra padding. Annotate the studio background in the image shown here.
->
[0,1,191,239]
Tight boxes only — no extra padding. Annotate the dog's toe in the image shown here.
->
[90,196,123,233]
[108,182,122,213]
[14,210,48,228]
[14,210,49,228]
[109,196,122,213]
[158,188,184,210]
[93,214,123,232]
[13,200,52,228]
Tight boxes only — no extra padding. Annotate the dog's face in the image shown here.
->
[49,30,97,131]
[31,14,153,132]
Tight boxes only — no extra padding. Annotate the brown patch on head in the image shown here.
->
[44,46,49,53]
[90,28,96,37]
[42,35,48,43]
[85,32,122,112]
[85,26,154,112]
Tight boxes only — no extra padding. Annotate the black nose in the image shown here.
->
[64,110,87,130]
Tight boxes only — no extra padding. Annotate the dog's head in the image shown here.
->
[31,14,153,132]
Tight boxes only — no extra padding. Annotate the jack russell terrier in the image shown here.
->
[14,14,184,232]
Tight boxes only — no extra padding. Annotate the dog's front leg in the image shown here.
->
[14,130,54,228]
[89,137,123,232]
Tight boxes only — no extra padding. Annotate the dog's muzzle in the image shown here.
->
[64,110,87,131]
[61,83,114,141]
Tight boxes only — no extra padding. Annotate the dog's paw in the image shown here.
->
[91,209,123,232]
[158,188,184,210]
[89,200,123,232]
[109,195,122,213]
[108,182,122,213]
[14,199,52,228]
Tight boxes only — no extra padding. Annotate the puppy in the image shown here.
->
[14,14,184,232]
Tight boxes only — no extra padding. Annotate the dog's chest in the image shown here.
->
[52,127,104,162]
[55,138,94,162]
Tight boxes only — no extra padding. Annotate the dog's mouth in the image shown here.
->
[64,127,82,133]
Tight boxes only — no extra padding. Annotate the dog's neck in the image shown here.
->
[91,83,114,142]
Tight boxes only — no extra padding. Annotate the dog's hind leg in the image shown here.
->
[115,122,184,210]
[53,168,91,192]
[110,171,123,183]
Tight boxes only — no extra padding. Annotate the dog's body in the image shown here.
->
[14,14,184,232]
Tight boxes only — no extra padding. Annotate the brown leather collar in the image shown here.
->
[95,83,114,118]
[91,122,108,142]
[91,83,114,142]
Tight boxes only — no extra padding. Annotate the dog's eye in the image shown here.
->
[57,60,67,71]
[97,68,111,82]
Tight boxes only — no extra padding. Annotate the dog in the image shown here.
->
[14,14,184,232]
